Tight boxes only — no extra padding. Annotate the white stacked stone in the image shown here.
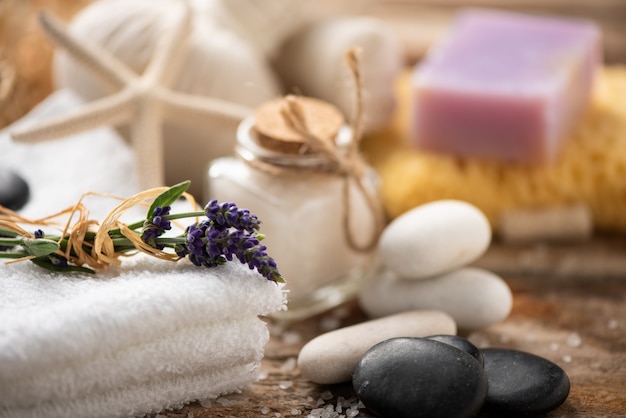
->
[359,200,513,330]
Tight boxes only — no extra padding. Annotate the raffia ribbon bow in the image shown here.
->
[278,48,385,252]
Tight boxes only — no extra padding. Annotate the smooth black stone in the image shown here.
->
[0,170,29,211]
[353,337,487,418]
[482,348,570,416]
[427,334,484,367]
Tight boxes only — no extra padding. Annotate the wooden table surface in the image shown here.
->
[161,236,626,418]
[2,1,625,417]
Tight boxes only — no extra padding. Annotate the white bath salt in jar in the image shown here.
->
[207,96,384,319]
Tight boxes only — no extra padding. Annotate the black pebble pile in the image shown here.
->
[352,335,570,418]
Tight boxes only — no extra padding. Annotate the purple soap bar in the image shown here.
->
[411,9,601,163]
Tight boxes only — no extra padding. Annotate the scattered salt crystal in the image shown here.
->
[608,319,619,330]
[308,407,325,417]
[566,332,582,348]
[278,380,293,390]
[199,399,212,409]
[291,409,303,415]
[216,397,239,407]
[306,396,362,418]
[306,396,314,403]
[315,397,325,407]
[319,316,341,332]
[550,342,560,351]
[261,406,271,415]
[562,355,572,363]
[274,413,282,417]
[337,397,350,408]
[320,390,333,400]
[258,370,269,380]
[280,357,298,371]
[282,330,303,345]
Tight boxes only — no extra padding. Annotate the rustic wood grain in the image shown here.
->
[149,271,626,417]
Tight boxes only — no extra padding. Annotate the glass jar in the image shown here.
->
[206,97,382,319]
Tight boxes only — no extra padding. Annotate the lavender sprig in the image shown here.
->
[175,220,282,282]
[0,181,283,282]
[141,188,281,282]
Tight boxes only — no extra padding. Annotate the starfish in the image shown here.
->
[10,1,253,193]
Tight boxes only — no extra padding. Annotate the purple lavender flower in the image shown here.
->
[34,229,44,239]
[141,205,172,250]
[204,200,261,233]
[177,218,282,282]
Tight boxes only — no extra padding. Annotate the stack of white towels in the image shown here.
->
[0,91,287,417]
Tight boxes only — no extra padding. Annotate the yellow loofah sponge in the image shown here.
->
[362,66,626,233]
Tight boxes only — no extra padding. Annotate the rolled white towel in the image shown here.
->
[0,256,286,418]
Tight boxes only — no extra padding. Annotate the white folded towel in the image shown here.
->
[0,256,286,418]
[0,90,287,417]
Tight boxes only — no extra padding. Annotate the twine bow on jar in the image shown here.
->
[241,48,386,252]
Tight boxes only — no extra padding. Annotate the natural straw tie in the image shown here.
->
[251,48,386,252]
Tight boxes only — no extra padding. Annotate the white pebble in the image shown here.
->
[261,406,271,415]
[562,355,572,363]
[298,310,456,384]
[378,200,491,279]
[359,267,512,330]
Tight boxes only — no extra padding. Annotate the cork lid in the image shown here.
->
[253,96,345,154]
